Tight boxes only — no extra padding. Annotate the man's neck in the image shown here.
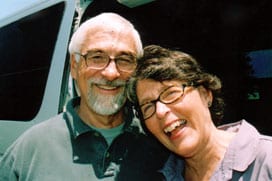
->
[76,103,124,129]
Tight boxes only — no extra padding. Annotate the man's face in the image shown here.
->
[71,27,138,116]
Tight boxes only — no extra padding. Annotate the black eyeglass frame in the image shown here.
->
[139,83,194,120]
[74,51,137,73]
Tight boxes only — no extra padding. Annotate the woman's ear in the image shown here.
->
[199,86,213,107]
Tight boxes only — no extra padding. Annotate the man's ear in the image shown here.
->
[70,54,79,79]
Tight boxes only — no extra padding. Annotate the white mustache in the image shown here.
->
[88,78,126,87]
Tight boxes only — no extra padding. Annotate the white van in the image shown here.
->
[0,0,76,157]
[1,0,271,158]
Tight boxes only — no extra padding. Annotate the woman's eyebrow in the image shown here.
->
[138,85,171,106]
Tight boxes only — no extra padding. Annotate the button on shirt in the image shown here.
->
[160,120,272,181]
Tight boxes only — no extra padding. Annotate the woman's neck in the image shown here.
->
[184,129,236,181]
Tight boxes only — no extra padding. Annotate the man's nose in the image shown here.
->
[101,60,120,81]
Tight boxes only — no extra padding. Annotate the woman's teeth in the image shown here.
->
[164,120,187,134]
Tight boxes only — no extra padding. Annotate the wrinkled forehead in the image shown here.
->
[86,24,133,38]
[81,26,137,54]
[82,15,133,38]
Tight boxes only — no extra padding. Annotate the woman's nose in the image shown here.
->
[155,101,170,119]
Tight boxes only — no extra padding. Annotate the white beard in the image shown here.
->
[87,78,127,115]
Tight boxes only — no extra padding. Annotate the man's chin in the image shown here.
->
[92,103,123,115]
[88,96,126,116]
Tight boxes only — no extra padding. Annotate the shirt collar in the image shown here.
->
[159,153,185,181]
[65,97,90,138]
[65,97,142,139]
[218,120,260,172]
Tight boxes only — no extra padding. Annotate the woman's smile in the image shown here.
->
[164,119,187,140]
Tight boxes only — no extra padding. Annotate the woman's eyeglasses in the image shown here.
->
[139,84,188,120]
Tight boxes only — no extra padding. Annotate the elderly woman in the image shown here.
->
[128,45,272,180]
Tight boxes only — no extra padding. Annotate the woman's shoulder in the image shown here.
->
[256,134,272,158]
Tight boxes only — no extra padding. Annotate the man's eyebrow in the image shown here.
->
[116,51,136,57]
[85,50,136,57]
[86,49,104,54]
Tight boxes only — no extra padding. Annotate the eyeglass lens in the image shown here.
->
[140,85,185,120]
[85,51,136,72]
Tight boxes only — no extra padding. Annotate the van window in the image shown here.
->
[0,2,64,121]
[242,49,272,135]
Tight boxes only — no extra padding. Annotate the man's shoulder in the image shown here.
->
[0,113,70,165]
[125,134,170,167]
[26,113,67,135]
[11,113,69,148]
[117,135,169,181]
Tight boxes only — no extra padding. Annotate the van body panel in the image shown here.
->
[0,0,75,156]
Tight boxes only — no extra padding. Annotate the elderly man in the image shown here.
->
[0,13,168,181]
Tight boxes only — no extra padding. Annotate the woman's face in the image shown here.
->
[136,79,214,157]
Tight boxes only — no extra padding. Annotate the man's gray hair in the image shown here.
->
[68,12,143,60]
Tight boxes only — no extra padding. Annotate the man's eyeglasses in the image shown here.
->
[139,84,189,120]
[75,51,137,73]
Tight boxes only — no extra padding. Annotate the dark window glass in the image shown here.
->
[242,49,272,135]
[0,3,64,121]
[248,50,272,79]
